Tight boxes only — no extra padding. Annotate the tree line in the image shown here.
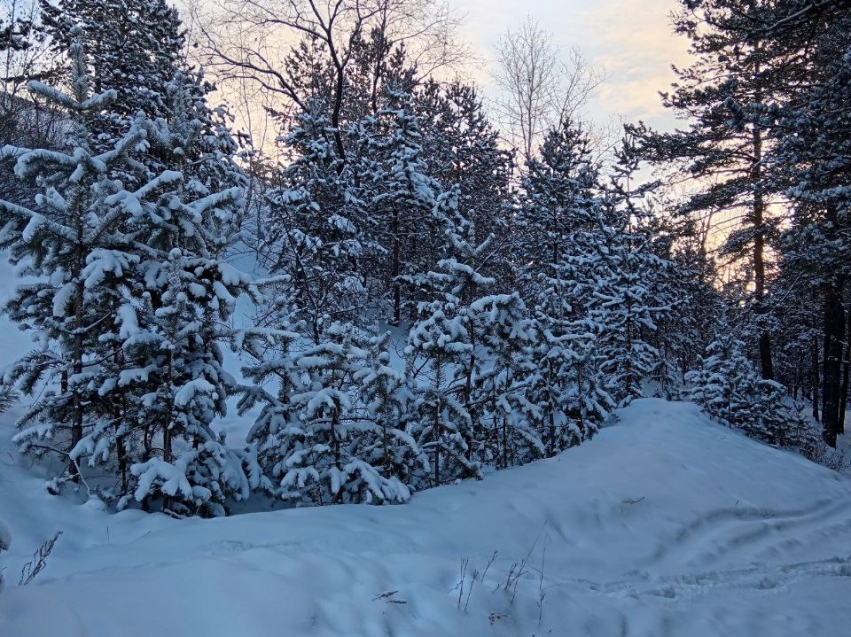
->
[0,0,846,516]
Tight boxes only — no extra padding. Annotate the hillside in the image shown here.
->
[1,398,849,637]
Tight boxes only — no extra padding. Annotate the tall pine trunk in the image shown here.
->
[821,284,845,447]
[391,208,400,326]
[839,303,851,435]
[751,124,774,380]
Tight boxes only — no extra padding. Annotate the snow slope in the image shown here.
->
[1,398,850,637]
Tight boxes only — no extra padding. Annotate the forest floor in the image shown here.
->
[1,398,850,637]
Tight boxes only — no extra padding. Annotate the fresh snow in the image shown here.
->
[2,398,850,637]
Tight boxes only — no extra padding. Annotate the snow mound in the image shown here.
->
[1,399,850,637]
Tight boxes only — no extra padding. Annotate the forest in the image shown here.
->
[0,0,849,518]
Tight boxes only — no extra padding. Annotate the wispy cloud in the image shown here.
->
[453,0,690,130]
[582,0,689,126]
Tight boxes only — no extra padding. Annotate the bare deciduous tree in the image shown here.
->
[190,0,469,156]
[493,15,603,163]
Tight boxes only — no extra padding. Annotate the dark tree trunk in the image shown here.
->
[392,208,400,326]
[821,285,845,447]
[812,286,821,422]
[751,124,774,380]
[839,304,851,435]
[812,335,820,422]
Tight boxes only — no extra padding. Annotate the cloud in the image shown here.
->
[582,0,690,126]
[451,0,690,130]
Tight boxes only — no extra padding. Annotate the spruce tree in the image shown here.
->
[517,120,612,453]
[594,132,676,404]
[1,27,253,514]
[0,28,148,488]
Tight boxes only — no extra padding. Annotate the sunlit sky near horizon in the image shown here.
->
[183,0,692,147]
[453,0,689,132]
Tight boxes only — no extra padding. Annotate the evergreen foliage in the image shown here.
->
[0,25,253,515]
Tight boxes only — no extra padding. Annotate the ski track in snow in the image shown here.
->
[649,498,851,570]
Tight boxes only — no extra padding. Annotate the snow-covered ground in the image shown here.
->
[1,398,850,637]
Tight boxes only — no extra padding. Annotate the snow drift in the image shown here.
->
[1,398,850,637]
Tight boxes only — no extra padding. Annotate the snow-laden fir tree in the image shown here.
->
[240,317,423,505]
[355,330,429,490]
[39,0,183,149]
[261,101,367,343]
[593,132,675,405]
[517,120,613,454]
[404,196,484,486]
[40,0,244,197]
[361,88,447,325]
[0,28,255,515]
[686,328,809,449]
[413,80,515,283]
[468,291,542,468]
[0,28,148,488]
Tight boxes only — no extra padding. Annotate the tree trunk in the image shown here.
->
[751,124,774,380]
[811,333,820,422]
[69,217,86,482]
[821,284,845,447]
[839,303,851,435]
[392,208,400,326]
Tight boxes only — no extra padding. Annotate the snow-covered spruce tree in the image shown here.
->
[412,79,515,285]
[105,86,255,516]
[239,319,422,505]
[0,29,254,514]
[468,291,542,468]
[404,197,485,487]
[261,101,367,343]
[355,330,429,491]
[115,246,255,517]
[0,29,147,488]
[516,120,613,455]
[686,330,808,448]
[361,88,447,325]
[39,0,183,151]
[593,132,676,405]
[40,0,244,197]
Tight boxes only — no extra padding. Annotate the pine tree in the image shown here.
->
[404,197,489,486]
[111,194,255,516]
[261,102,367,343]
[362,91,445,325]
[240,321,420,505]
[413,80,515,283]
[39,0,183,143]
[0,29,148,488]
[686,328,809,448]
[469,292,542,468]
[1,28,254,514]
[39,0,243,195]
[0,11,31,52]
[769,1,851,446]
[594,132,676,405]
[517,120,612,453]
[636,0,787,381]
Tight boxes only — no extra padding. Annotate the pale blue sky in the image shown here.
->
[453,0,687,131]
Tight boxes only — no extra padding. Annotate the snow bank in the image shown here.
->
[1,399,850,637]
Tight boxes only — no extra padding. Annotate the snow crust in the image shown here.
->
[1,398,850,637]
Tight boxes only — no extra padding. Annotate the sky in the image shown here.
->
[452,0,690,133]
